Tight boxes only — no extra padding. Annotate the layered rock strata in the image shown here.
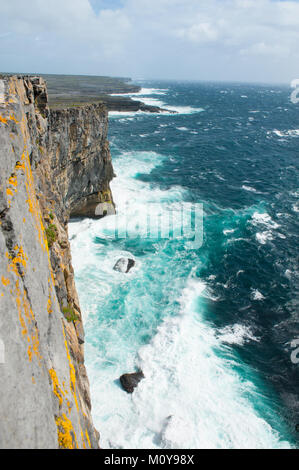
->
[0,75,114,449]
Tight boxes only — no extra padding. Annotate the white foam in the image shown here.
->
[242,185,257,193]
[132,89,205,115]
[251,289,265,301]
[109,110,146,117]
[217,324,259,345]
[251,212,280,245]
[94,278,290,449]
[130,95,165,108]
[251,212,280,230]
[110,88,167,97]
[69,126,292,450]
[163,105,205,115]
[256,231,274,244]
[109,104,204,117]
[272,129,299,138]
[223,229,235,235]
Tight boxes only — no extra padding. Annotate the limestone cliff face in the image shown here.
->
[0,76,114,449]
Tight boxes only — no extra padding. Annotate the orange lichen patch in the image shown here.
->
[62,325,78,408]
[27,345,33,362]
[21,149,48,253]
[14,116,56,294]
[66,399,72,414]
[32,376,36,384]
[8,175,17,187]
[47,297,52,315]
[15,280,42,364]
[0,115,7,124]
[62,322,86,446]
[47,279,55,314]
[55,414,78,449]
[1,276,10,287]
[85,430,91,448]
[9,114,19,124]
[15,281,28,337]
[29,328,41,362]
[49,368,65,407]
[6,172,18,206]
[7,245,28,276]
[15,161,25,172]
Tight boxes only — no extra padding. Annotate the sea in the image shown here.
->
[69,80,299,449]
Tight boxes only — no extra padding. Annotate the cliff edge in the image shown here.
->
[0,76,114,448]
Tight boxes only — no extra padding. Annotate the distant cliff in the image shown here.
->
[0,76,114,448]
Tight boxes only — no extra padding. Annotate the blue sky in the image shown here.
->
[0,0,299,83]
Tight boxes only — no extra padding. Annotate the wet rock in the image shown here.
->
[120,371,145,394]
[113,258,135,273]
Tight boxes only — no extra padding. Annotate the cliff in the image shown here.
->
[0,75,114,449]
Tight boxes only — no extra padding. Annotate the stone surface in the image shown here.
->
[120,371,145,394]
[0,75,114,448]
[113,258,136,274]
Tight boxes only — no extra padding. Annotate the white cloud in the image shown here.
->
[0,0,299,82]
[176,23,219,43]
[240,42,290,58]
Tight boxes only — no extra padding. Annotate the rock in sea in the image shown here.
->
[119,371,145,394]
[113,258,135,273]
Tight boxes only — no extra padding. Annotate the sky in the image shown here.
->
[1,0,299,83]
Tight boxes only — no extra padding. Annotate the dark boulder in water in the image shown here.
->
[120,371,145,394]
[113,258,135,273]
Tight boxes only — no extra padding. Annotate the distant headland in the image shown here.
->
[29,73,174,113]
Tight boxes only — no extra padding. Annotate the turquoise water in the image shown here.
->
[69,81,299,449]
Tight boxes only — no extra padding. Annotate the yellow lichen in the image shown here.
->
[9,114,19,124]
[62,323,86,446]
[1,276,10,287]
[47,298,52,315]
[16,280,28,337]
[8,175,17,187]
[7,245,28,276]
[55,414,78,449]
[85,430,91,448]
[49,368,65,407]
[27,345,32,362]
[15,161,25,171]
[15,280,42,363]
